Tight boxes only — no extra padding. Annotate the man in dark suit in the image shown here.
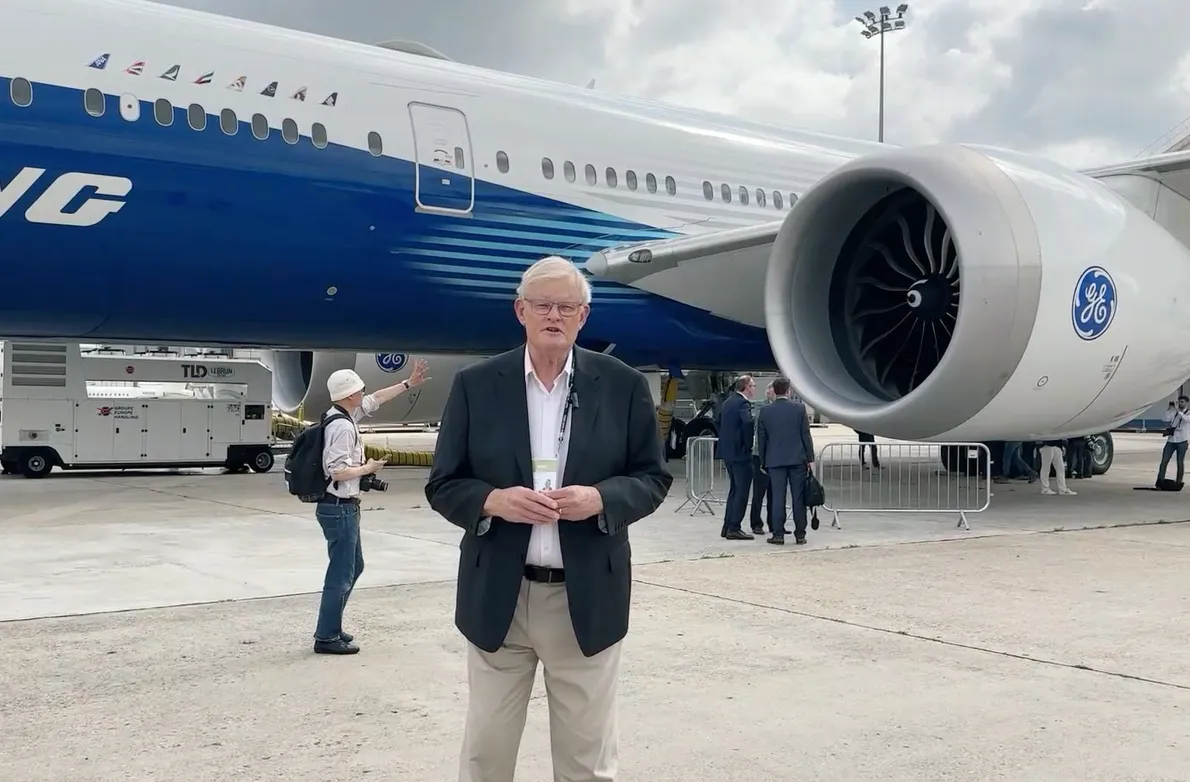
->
[715,374,756,540]
[757,376,816,546]
[425,255,673,782]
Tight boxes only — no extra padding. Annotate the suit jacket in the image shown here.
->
[424,344,673,657]
[715,391,753,464]
[757,397,815,469]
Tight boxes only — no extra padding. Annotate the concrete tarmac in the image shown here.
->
[1,427,1188,780]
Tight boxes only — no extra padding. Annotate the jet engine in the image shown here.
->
[264,350,485,425]
[765,143,1190,442]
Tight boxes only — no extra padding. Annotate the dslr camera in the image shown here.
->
[360,473,389,493]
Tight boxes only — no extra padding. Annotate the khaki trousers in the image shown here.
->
[458,577,622,782]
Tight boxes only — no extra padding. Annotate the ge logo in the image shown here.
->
[375,353,408,373]
[1072,266,1116,341]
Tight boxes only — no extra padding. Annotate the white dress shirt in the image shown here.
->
[524,348,574,568]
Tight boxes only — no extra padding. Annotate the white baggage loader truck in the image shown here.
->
[0,342,275,478]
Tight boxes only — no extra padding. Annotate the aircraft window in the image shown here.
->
[666,176,676,195]
[584,164,597,185]
[281,117,299,144]
[251,113,270,140]
[542,157,554,179]
[702,181,713,200]
[454,146,465,169]
[84,88,105,117]
[756,188,766,207]
[119,93,139,121]
[220,108,237,135]
[739,186,749,205]
[187,103,206,131]
[646,173,657,193]
[605,167,617,188]
[10,77,32,107]
[773,190,783,209]
[789,192,798,206]
[153,98,173,126]
[496,151,509,173]
[367,131,382,155]
[564,161,576,182]
[311,121,328,148]
[720,183,731,202]
[626,170,637,191]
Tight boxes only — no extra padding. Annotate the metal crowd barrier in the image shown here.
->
[676,435,725,515]
[676,435,992,529]
[817,441,991,530]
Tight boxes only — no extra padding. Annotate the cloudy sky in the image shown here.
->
[157,0,1190,169]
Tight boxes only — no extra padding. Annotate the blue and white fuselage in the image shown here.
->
[0,0,875,372]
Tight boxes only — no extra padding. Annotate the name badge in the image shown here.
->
[532,457,559,492]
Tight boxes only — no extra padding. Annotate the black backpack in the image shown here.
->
[804,468,826,530]
[284,408,350,502]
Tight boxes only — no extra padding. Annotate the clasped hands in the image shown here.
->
[485,485,603,525]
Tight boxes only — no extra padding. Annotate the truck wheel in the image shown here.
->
[20,451,53,479]
[250,448,275,473]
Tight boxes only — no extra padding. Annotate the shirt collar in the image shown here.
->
[524,347,574,386]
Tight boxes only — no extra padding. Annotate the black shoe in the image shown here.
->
[340,632,353,643]
[751,525,765,535]
[767,535,784,545]
[724,528,755,540]
[314,638,359,655]
[794,536,807,545]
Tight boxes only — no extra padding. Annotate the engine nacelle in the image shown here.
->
[765,143,1190,442]
[265,350,484,424]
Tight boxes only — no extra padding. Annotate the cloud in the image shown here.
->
[156,0,1190,169]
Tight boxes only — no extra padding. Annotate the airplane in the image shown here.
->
[5,0,1190,478]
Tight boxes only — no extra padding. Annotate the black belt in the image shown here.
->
[319,495,360,505]
[524,565,565,584]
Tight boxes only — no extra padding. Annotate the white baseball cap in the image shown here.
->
[327,369,365,401]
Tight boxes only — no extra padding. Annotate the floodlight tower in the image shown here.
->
[854,4,909,143]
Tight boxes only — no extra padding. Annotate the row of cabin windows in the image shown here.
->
[493,148,795,208]
[13,77,472,168]
[10,78,797,207]
[702,180,796,209]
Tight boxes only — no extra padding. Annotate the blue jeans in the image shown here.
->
[1158,440,1188,484]
[1001,441,1036,479]
[313,501,364,642]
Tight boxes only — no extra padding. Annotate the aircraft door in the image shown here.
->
[408,102,474,215]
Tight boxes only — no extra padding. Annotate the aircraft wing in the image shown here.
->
[584,148,1190,318]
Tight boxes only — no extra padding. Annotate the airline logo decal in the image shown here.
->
[376,353,408,373]
[84,54,338,107]
[1072,266,1117,341]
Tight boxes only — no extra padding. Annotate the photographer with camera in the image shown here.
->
[313,361,428,655]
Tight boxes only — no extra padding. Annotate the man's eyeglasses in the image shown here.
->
[522,298,584,317]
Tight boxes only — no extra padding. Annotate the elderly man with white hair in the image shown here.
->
[427,255,673,782]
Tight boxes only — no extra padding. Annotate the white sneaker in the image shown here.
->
[1040,487,1056,495]
[1059,488,1077,496]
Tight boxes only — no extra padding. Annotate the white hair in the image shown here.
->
[516,255,592,305]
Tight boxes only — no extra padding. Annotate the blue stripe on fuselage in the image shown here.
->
[0,76,774,370]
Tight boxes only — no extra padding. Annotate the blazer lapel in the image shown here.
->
[497,346,533,487]
[562,348,600,487]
